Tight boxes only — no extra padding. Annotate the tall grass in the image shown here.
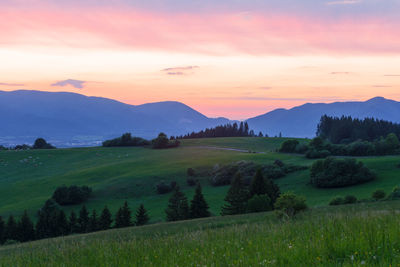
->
[1,203,400,266]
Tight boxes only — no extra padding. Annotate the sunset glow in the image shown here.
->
[1,0,400,119]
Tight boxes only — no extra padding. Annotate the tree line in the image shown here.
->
[0,200,149,245]
[317,115,400,144]
[0,138,55,151]
[102,132,180,149]
[173,122,263,139]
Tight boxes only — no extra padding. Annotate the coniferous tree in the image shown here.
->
[121,201,132,227]
[135,204,149,226]
[36,199,60,239]
[99,206,113,230]
[265,177,281,205]
[18,210,35,242]
[69,211,80,234]
[249,169,267,198]
[165,186,189,221]
[0,216,5,244]
[78,205,89,233]
[5,215,18,241]
[88,210,99,232]
[189,183,210,219]
[56,210,69,236]
[114,207,124,228]
[221,173,248,215]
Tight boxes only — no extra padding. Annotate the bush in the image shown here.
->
[186,177,197,187]
[305,149,331,159]
[156,181,173,194]
[187,168,195,177]
[310,158,376,188]
[274,192,307,218]
[387,186,400,200]
[102,133,150,147]
[344,195,357,204]
[52,185,92,205]
[295,143,308,154]
[279,140,299,153]
[372,189,386,201]
[329,196,344,206]
[152,133,180,149]
[33,138,55,149]
[247,194,272,213]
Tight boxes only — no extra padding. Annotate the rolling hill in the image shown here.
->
[246,97,400,138]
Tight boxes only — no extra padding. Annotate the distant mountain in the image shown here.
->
[0,90,230,147]
[246,97,400,138]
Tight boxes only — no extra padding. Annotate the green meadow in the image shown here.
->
[1,201,400,266]
[1,137,400,222]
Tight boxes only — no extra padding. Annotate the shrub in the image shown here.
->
[52,185,92,205]
[186,177,197,187]
[156,181,173,194]
[247,194,272,213]
[279,140,299,153]
[152,133,180,149]
[329,196,344,206]
[33,138,55,149]
[187,168,195,177]
[305,149,331,159]
[102,133,150,147]
[344,195,357,204]
[295,143,308,154]
[310,158,376,188]
[274,192,307,218]
[274,160,284,168]
[372,189,386,201]
[387,186,400,200]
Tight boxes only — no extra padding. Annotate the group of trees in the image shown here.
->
[152,133,180,149]
[173,122,262,139]
[0,138,55,151]
[329,186,400,206]
[0,200,149,245]
[165,184,210,221]
[317,115,400,144]
[52,185,92,205]
[310,157,376,188]
[280,133,400,158]
[221,170,281,215]
[102,133,150,147]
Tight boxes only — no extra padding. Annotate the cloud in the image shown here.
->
[259,87,272,90]
[326,0,362,6]
[330,72,352,75]
[372,85,392,88]
[0,82,24,86]
[51,79,86,89]
[384,74,400,77]
[162,66,199,76]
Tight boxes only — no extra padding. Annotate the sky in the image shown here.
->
[1,0,400,119]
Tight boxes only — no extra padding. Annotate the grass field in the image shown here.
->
[1,200,400,266]
[0,137,400,222]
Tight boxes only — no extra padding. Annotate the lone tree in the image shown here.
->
[190,183,210,219]
[135,204,150,226]
[165,186,189,221]
[249,169,267,198]
[99,206,113,230]
[221,173,249,215]
[33,138,55,149]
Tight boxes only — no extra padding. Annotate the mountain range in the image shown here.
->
[0,90,399,147]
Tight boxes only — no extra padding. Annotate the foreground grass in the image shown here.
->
[1,201,400,266]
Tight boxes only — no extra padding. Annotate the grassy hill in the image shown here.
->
[1,137,400,222]
[1,200,400,266]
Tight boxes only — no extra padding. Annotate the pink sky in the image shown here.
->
[1,1,400,119]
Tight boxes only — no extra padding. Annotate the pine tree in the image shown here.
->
[99,206,112,230]
[135,204,149,226]
[221,173,248,215]
[88,210,99,232]
[0,216,5,244]
[249,169,267,198]
[5,215,18,241]
[265,177,281,205]
[18,210,35,242]
[165,186,189,221]
[189,183,210,219]
[121,201,132,227]
[114,207,124,228]
[69,211,80,234]
[36,199,60,239]
[56,210,69,236]
[78,205,89,233]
